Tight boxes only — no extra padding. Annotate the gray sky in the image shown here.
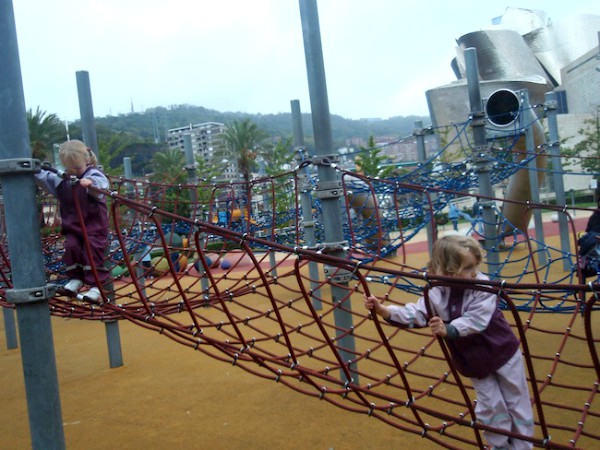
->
[12,1,599,122]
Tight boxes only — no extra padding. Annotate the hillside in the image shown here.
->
[94,104,430,149]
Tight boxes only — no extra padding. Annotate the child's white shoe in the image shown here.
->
[81,287,101,303]
[64,279,83,293]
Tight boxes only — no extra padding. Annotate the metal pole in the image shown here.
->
[521,90,547,265]
[414,120,434,253]
[545,92,570,271]
[464,48,500,276]
[76,70,123,368]
[0,1,66,447]
[299,0,357,383]
[292,99,321,309]
[183,134,209,295]
[75,71,99,157]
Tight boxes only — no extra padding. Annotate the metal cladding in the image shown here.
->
[455,29,550,83]
[523,14,600,85]
[426,9,600,128]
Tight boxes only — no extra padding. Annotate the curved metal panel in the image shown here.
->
[523,14,600,85]
[456,30,550,83]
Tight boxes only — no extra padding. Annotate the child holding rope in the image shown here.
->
[364,235,533,449]
[35,139,109,303]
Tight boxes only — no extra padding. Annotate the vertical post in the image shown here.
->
[75,71,99,157]
[545,91,570,270]
[414,120,434,253]
[292,99,321,309]
[0,0,66,447]
[183,134,209,295]
[299,0,356,383]
[76,70,123,368]
[521,90,547,265]
[464,48,500,276]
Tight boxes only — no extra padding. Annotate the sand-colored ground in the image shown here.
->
[1,313,429,450]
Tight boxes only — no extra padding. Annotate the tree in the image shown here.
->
[26,107,66,161]
[221,118,269,184]
[263,138,295,214]
[97,132,137,176]
[354,135,395,178]
[263,137,295,176]
[561,106,600,177]
[150,148,186,184]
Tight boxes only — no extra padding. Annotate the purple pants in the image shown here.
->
[63,233,110,287]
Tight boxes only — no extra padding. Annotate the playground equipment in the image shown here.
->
[484,88,547,235]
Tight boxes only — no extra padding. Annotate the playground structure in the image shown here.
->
[3,103,600,448]
[2,2,600,449]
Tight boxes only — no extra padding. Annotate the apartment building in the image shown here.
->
[166,122,236,181]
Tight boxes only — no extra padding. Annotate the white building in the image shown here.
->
[166,122,236,181]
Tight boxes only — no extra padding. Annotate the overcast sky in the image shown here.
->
[12,1,599,123]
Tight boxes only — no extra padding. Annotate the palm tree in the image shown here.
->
[222,118,268,184]
[221,119,268,231]
[26,107,66,161]
[354,135,395,178]
[150,148,186,184]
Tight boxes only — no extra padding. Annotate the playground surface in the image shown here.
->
[1,304,430,450]
[0,213,594,449]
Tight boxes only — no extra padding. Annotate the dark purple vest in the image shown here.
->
[446,288,520,379]
[56,169,108,236]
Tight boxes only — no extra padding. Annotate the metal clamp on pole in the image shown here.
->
[0,158,41,175]
[320,240,348,253]
[544,99,558,112]
[5,284,57,305]
[477,199,496,210]
[311,154,340,166]
[471,145,493,172]
[323,265,353,284]
[314,180,343,199]
[413,125,434,137]
[469,110,486,127]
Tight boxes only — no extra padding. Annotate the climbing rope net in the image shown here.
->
[1,108,600,449]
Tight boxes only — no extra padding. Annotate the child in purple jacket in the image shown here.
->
[35,140,109,303]
[364,235,533,449]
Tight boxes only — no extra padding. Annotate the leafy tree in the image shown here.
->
[97,132,137,176]
[561,106,600,177]
[150,148,186,184]
[263,137,295,176]
[263,138,295,214]
[354,135,395,178]
[26,107,66,161]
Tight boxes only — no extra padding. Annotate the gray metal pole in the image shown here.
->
[292,99,321,309]
[183,134,209,295]
[464,48,500,276]
[76,70,123,368]
[545,92,571,270]
[75,71,99,157]
[299,0,356,383]
[0,1,66,447]
[414,120,434,253]
[521,90,547,266]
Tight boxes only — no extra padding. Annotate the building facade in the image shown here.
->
[166,122,236,181]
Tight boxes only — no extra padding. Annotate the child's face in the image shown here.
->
[64,160,87,177]
[457,250,478,278]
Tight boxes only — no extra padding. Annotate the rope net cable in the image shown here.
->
[2,111,600,449]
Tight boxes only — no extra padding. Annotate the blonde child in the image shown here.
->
[364,235,533,449]
[35,139,109,303]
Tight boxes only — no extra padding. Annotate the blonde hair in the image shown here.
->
[428,234,484,276]
[59,139,97,168]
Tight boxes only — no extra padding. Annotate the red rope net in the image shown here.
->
[1,171,599,450]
